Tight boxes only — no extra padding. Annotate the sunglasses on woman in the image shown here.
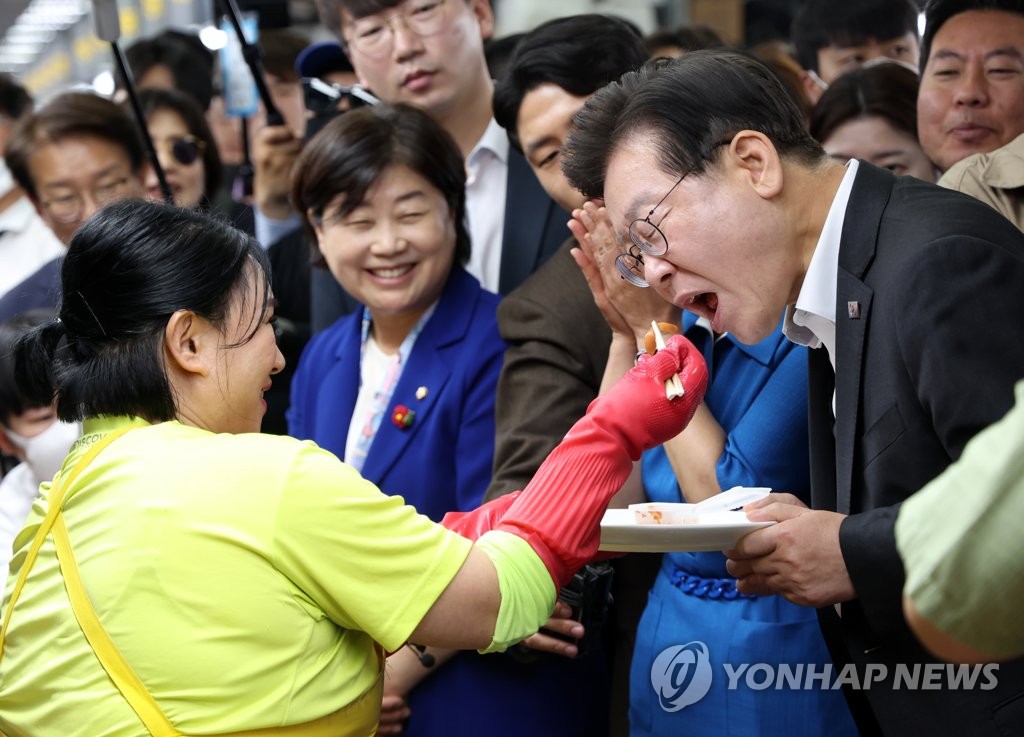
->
[168,136,205,166]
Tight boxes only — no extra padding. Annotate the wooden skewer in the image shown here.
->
[651,320,685,399]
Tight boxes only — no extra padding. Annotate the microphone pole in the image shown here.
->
[92,0,174,205]
[216,0,284,127]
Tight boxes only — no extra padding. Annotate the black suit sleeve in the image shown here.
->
[841,234,1024,640]
[839,505,904,639]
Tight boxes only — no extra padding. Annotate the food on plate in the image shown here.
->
[629,502,698,525]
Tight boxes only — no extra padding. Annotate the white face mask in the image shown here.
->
[4,420,82,485]
[0,157,15,198]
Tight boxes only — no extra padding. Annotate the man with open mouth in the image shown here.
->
[563,47,1024,737]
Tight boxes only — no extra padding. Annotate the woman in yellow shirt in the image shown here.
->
[0,199,707,736]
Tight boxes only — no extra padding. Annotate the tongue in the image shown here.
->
[706,293,719,311]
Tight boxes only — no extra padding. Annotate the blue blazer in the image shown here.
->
[287,267,505,521]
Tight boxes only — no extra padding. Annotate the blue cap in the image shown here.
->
[295,41,354,79]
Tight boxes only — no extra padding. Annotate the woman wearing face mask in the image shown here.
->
[0,310,81,591]
[132,89,222,210]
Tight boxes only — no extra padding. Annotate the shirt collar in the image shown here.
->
[0,195,39,233]
[783,159,859,350]
[969,131,1024,189]
[466,117,510,170]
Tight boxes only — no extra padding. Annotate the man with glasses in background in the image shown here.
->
[564,50,1024,736]
[309,0,567,330]
[0,92,146,323]
[0,74,63,302]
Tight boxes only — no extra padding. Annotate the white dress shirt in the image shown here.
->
[463,117,509,294]
[0,196,64,299]
[783,159,860,414]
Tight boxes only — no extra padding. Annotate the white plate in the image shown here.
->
[598,508,774,553]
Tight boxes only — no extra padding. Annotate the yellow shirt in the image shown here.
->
[0,416,472,736]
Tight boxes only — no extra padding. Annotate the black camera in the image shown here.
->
[555,562,615,656]
[301,77,380,115]
[506,561,614,663]
[301,77,381,141]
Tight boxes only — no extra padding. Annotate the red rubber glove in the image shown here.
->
[442,491,520,540]
[443,333,707,586]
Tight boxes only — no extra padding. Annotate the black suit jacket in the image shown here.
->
[811,163,1024,735]
[309,144,568,333]
[261,227,313,435]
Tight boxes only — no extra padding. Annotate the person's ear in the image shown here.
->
[164,309,214,377]
[725,131,785,200]
[470,0,495,40]
[309,209,326,243]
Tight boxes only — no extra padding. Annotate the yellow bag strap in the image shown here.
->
[51,512,179,736]
[0,426,132,660]
[0,425,382,737]
[0,425,177,735]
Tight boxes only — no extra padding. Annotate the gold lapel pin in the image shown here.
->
[415,386,428,400]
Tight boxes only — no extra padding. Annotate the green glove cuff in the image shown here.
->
[475,530,557,654]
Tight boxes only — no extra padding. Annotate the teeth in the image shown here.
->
[373,265,412,279]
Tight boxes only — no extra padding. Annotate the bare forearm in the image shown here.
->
[600,334,639,395]
[609,460,645,508]
[663,403,726,503]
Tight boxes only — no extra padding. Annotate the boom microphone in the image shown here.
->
[91,0,174,204]
[92,0,120,42]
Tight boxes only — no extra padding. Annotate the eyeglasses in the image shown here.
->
[615,140,731,288]
[345,0,448,59]
[167,135,205,166]
[38,175,137,225]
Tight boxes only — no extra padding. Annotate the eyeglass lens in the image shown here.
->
[629,219,669,255]
[348,0,446,57]
[616,248,650,288]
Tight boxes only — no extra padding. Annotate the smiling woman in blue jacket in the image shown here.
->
[287,104,504,522]
[288,104,607,737]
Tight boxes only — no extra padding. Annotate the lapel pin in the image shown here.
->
[847,301,861,319]
[391,404,415,430]
[415,386,428,400]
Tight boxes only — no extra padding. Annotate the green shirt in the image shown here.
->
[897,380,1024,659]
